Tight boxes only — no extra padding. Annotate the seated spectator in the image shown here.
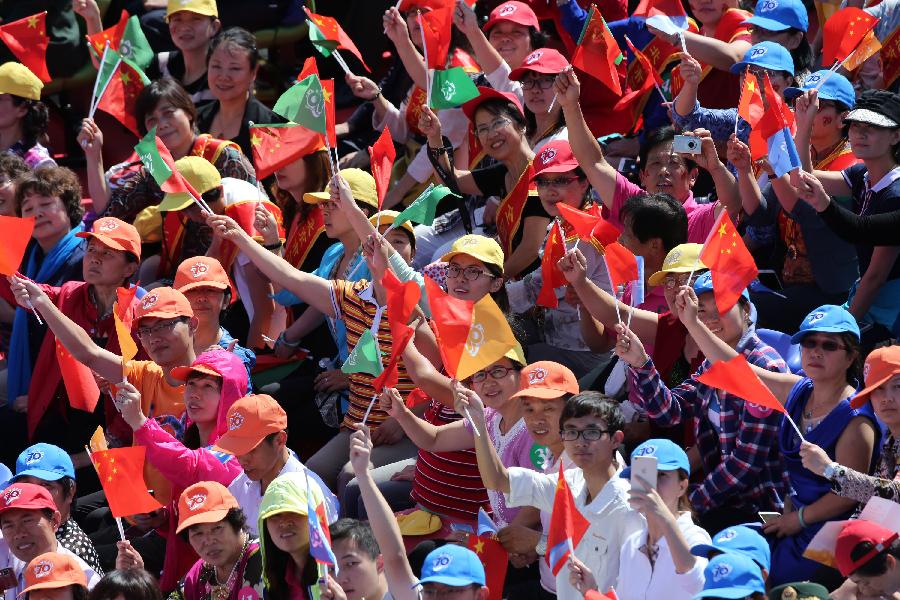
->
[146,0,220,105]
[0,63,54,170]
[691,525,772,581]
[173,256,255,385]
[0,154,27,217]
[78,77,257,224]
[833,520,900,599]
[615,272,789,531]
[330,519,390,600]
[682,301,879,586]
[692,553,766,600]
[10,444,103,574]
[741,0,812,83]
[20,551,89,600]
[508,49,569,150]
[195,28,283,157]
[801,346,900,505]
[170,481,264,599]
[0,483,101,596]
[568,439,711,600]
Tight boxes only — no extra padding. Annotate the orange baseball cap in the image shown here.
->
[510,361,579,400]
[21,552,88,595]
[174,256,231,293]
[76,217,142,259]
[851,346,900,408]
[175,481,239,534]
[213,394,287,456]
[133,287,194,324]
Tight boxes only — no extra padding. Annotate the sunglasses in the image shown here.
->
[799,338,848,352]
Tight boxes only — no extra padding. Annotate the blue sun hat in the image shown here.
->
[730,42,795,76]
[783,71,855,109]
[12,443,75,483]
[694,553,766,599]
[415,544,486,588]
[692,525,772,573]
[621,438,691,479]
[744,0,808,33]
[790,305,860,344]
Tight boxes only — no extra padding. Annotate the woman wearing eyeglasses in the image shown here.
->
[665,299,879,587]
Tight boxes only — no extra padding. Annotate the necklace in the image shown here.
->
[209,537,249,600]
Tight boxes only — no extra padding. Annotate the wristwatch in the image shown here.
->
[823,462,840,480]
[535,534,548,557]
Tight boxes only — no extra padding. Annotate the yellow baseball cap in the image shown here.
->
[369,210,415,237]
[166,0,218,20]
[0,62,42,101]
[303,168,378,209]
[647,243,706,287]
[158,156,222,212]
[441,234,505,273]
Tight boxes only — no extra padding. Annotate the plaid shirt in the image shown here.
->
[629,331,790,513]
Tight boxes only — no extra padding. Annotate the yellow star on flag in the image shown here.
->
[322,86,333,105]
[473,539,484,553]
[250,133,262,147]
[717,223,728,237]
[27,16,38,28]
[120,72,131,85]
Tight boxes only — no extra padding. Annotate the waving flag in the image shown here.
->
[737,72,764,127]
[571,6,623,95]
[370,127,396,210]
[390,184,459,229]
[91,447,163,517]
[603,243,639,290]
[371,271,420,392]
[425,277,518,380]
[306,477,337,568]
[94,51,150,136]
[431,67,481,109]
[0,12,50,82]
[556,203,620,246]
[842,30,881,72]
[305,7,371,72]
[56,341,100,413]
[341,329,384,376]
[467,518,508,600]
[417,1,454,69]
[134,128,204,202]
[616,36,665,111]
[696,355,785,414]
[85,10,153,70]
[546,462,590,575]
[700,211,757,314]
[755,75,800,178]
[0,216,34,275]
[537,221,567,309]
[822,8,879,68]
[250,123,325,179]
[633,0,689,27]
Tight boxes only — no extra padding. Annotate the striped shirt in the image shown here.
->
[330,280,415,428]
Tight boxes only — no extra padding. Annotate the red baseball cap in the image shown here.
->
[76,217,142,260]
[176,481,240,533]
[213,394,288,456]
[0,483,57,515]
[510,361,579,399]
[484,1,540,33]
[531,140,579,178]
[462,87,524,122]
[835,519,899,577]
[851,346,900,408]
[21,552,88,595]
[509,48,570,81]
[133,287,194,324]
[174,256,232,294]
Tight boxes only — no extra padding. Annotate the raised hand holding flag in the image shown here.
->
[547,462,590,575]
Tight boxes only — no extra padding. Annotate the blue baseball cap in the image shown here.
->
[692,271,750,302]
[744,0,808,33]
[784,71,855,109]
[621,438,691,479]
[730,42,795,76]
[694,553,766,599]
[691,525,772,572]
[790,304,861,344]
[12,443,75,483]
[416,544,486,588]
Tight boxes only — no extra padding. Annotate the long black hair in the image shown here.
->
[261,516,319,600]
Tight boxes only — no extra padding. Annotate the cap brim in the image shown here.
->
[509,387,570,400]
[135,309,193,324]
[158,193,195,212]
[690,543,718,558]
[789,326,857,345]
[415,575,482,587]
[693,587,758,599]
[176,507,231,534]
[0,500,57,514]
[177,280,230,294]
[75,232,130,253]
[742,16,791,31]
[303,191,330,204]
[439,250,504,272]
[21,579,79,595]
[12,468,69,482]
[850,374,895,408]
[212,431,271,456]
[259,505,309,522]
[170,364,222,383]
[508,64,562,80]
[531,162,580,178]
[844,108,899,128]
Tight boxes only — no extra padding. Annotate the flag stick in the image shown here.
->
[90,56,123,121]
[416,12,431,106]
[626,304,634,329]
[815,54,854,90]
[361,394,378,426]
[333,50,353,76]
[84,445,127,541]
[547,94,558,113]
[25,300,43,325]
[463,406,481,437]
[785,411,805,441]
[678,31,689,56]
[88,41,111,118]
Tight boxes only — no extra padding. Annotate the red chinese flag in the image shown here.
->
[571,6,623,96]
[0,12,51,82]
[603,242,639,290]
[546,462,590,575]
[297,56,319,81]
[370,127,396,210]
[116,286,138,324]
[305,8,372,72]
[737,72,764,129]
[372,325,413,392]
[537,222,567,309]
[822,8,879,67]
[467,533,509,600]
[96,59,148,136]
[382,270,420,334]
[91,447,163,517]
[700,210,757,314]
[557,203,602,241]
[405,387,431,408]
[322,79,337,148]
[0,216,35,275]
[250,124,325,180]
[615,36,663,111]
[56,340,100,413]
[86,10,128,60]
[114,286,139,364]
[696,354,786,415]
[418,1,454,69]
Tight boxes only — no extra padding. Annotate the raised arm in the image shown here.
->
[76,119,111,215]
[401,333,454,407]
[349,427,418,600]
[848,245,900,321]
[8,275,123,383]
[206,214,336,318]
[419,106,483,196]
[380,387,472,452]
[689,129,741,221]
[726,135,766,216]
[455,381,511,494]
[673,54,702,118]
[554,68,618,205]
[794,91,851,195]
[384,7,429,92]
[453,1,505,76]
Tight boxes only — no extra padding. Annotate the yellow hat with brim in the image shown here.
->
[303,168,378,209]
[647,243,706,287]
[0,62,42,101]
[505,342,526,366]
[369,210,414,237]
[397,509,443,536]
[157,156,222,212]
[440,234,505,273]
[166,0,218,20]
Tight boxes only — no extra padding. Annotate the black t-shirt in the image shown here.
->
[843,163,900,280]
[146,51,213,107]
[196,97,285,159]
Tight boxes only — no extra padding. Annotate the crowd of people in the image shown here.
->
[0,0,899,598]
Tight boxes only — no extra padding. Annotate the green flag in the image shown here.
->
[273,75,327,134]
[341,329,384,376]
[119,15,154,70]
[308,20,337,58]
[134,127,172,188]
[392,184,459,230]
[430,68,480,110]
[92,47,121,108]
